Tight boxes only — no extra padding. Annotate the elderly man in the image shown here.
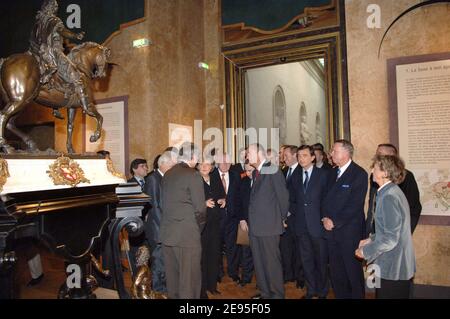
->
[214,152,241,283]
[247,143,289,299]
[160,142,206,299]
[144,150,177,294]
[322,140,368,299]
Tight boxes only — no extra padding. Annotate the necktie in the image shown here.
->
[138,179,145,191]
[303,171,309,192]
[336,168,341,181]
[286,167,292,181]
[253,170,260,183]
[221,173,227,194]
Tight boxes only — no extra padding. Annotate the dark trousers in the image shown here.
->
[163,245,202,299]
[250,234,284,299]
[280,221,303,282]
[201,213,222,295]
[151,243,166,293]
[297,233,328,297]
[239,244,254,283]
[327,237,365,299]
[376,278,412,299]
[219,214,241,279]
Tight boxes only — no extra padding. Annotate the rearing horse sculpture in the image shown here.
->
[0,41,110,153]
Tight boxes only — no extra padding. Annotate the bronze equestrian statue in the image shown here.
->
[0,0,110,153]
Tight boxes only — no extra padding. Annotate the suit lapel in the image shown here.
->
[332,162,354,190]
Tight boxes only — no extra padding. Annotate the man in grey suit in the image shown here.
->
[144,151,177,293]
[160,142,206,299]
[247,143,290,299]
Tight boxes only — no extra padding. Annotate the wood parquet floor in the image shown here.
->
[16,247,373,299]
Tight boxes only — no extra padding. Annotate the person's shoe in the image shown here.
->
[239,280,250,287]
[301,295,313,299]
[318,296,327,299]
[251,293,262,299]
[27,274,44,287]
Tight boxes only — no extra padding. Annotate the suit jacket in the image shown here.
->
[213,169,240,222]
[322,161,368,241]
[144,170,163,246]
[248,161,289,237]
[230,163,245,178]
[128,176,144,190]
[318,161,333,171]
[362,183,416,280]
[203,172,226,222]
[160,162,206,248]
[291,166,329,238]
[366,169,422,235]
[285,165,300,219]
[236,176,252,222]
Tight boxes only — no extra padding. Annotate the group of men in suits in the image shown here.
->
[126,138,421,299]
[245,140,369,299]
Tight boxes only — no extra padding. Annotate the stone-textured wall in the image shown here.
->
[345,0,450,287]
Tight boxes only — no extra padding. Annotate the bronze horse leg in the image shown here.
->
[6,115,38,152]
[0,101,31,154]
[66,107,77,154]
[82,84,103,143]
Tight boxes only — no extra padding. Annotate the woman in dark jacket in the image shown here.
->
[197,157,226,298]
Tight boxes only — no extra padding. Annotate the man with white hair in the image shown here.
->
[144,150,177,294]
[214,152,242,284]
[322,139,368,299]
[160,142,206,299]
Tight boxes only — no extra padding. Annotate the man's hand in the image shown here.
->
[217,198,226,209]
[322,217,335,231]
[206,198,215,208]
[239,220,248,232]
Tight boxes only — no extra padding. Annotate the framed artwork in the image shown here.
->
[388,53,450,226]
[84,96,129,176]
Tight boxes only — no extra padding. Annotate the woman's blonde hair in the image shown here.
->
[371,155,406,184]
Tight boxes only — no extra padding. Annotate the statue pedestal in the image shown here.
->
[1,156,125,195]
[0,155,133,299]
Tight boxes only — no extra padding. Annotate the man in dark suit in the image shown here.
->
[280,145,304,288]
[235,163,255,286]
[292,145,329,299]
[366,143,422,236]
[160,142,206,299]
[214,152,241,283]
[313,143,332,170]
[322,140,368,299]
[247,143,290,299]
[128,158,148,191]
[231,147,247,177]
[144,151,177,293]
[127,158,149,274]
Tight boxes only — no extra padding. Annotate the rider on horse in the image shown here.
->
[29,0,92,118]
